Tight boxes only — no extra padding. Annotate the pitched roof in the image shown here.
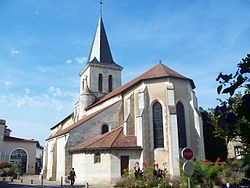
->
[46,102,118,141]
[50,113,73,130]
[87,63,195,109]
[4,136,37,143]
[70,126,141,152]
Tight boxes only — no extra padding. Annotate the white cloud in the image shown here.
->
[65,59,73,64]
[10,48,21,55]
[36,66,46,73]
[75,56,87,64]
[0,94,64,111]
[48,86,78,98]
[24,87,30,94]
[49,86,63,97]
[3,81,12,87]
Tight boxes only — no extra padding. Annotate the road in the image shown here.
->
[0,181,84,188]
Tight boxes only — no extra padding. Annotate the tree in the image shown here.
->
[215,54,250,166]
[200,107,227,162]
[216,54,250,122]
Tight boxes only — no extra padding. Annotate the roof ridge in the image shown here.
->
[87,63,194,110]
[110,127,123,147]
[47,101,120,140]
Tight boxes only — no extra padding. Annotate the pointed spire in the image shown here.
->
[88,16,114,65]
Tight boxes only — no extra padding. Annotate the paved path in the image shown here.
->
[0,176,113,188]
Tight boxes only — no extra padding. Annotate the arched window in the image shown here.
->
[153,101,164,148]
[10,149,27,173]
[98,74,103,92]
[108,75,113,92]
[101,125,109,134]
[176,101,187,148]
[94,152,101,163]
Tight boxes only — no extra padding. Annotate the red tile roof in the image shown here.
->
[47,102,118,141]
[70,126,142,152]
[87,63,195,109]
[4,136,37,143]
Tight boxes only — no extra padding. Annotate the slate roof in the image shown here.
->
[87,63,195,109]
[70,126,141,152]
[88,16,119,67]
[47,102,118,140]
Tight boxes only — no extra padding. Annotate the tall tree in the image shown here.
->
[215,54,250,165]
[200,107,227,161]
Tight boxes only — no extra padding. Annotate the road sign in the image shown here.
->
[182,147,193,161]
[183,161,194,176]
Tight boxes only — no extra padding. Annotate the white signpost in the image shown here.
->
[182,147,194,188]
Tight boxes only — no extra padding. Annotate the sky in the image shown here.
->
[0,0,250,145]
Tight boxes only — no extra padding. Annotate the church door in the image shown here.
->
[120,156,129,176]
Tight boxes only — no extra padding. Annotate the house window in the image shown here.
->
[101,125,109,134]
[177,101,187,148]
[153,101,164,148]
[234,146,243,159]
[108,75,113,92]
[94,152,101,163]
[98,74,103,92]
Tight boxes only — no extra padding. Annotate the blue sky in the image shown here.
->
[0,0,250,144]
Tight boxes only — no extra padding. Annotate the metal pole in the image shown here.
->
[41,175,43,185]
[61,176,63,187]
[188,176,191,188]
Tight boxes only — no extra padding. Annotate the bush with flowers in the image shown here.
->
[114,161,179,188]
[184,157,245,188]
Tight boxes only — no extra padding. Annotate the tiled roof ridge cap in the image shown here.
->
[110,127,123,147]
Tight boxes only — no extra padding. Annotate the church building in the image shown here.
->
[42,14,205,184]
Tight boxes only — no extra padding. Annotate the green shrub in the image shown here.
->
[114,162,179,187]
[0,162,12,169]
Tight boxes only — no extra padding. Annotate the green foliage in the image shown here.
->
[0,162,12,169]
[114,162,179,187]
[187,158,245,188]
[216,54,250,97]
[220,159,244,186]
[200,107,227,161]
[215,54,250,167]
[215,54,250,145]
[191,159,220,188]
[0,161,23,177]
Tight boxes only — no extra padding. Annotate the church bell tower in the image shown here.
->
[76,15,123,119]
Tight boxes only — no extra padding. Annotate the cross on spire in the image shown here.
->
[99,0,103,16]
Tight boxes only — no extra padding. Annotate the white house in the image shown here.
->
[0,119,43,174]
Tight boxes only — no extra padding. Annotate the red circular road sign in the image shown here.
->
[182,147,193,161]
